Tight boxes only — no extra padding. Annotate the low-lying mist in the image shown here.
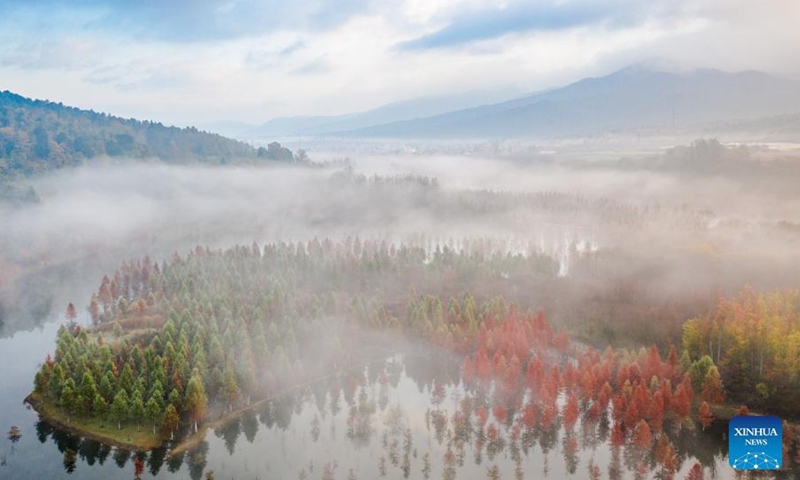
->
[3,143,800,345]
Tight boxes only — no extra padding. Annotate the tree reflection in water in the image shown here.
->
[30,350,799,479]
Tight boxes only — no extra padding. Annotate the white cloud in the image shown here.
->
[0,0,797,125]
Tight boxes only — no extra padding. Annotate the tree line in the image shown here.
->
[0,89,307,181]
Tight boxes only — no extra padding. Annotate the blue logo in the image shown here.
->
[729,415,782,470]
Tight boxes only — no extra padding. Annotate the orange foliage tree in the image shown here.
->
[697,401,713,430]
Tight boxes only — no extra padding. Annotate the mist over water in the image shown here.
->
[4,146,800,338]
[3,144,800,480]
[4,147,800,290]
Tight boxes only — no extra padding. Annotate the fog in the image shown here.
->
[4,141,800,480]
[4,142,800,346]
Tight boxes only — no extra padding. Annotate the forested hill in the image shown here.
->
[0,90,298,180]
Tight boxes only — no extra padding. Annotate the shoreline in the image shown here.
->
[28,355,796,456]
[26,353,397,454]
[25,392,163,451]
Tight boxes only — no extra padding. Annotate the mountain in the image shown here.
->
[247,87,522,138]
[342,65,800,139]
[0,90,300,181]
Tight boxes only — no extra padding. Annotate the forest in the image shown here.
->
[28,238,777,480]
[683,288,800,415]
[0,90,305,182]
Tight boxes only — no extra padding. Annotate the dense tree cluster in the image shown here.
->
[31,239,559,441]
[325,166,706,232]
[452,306,726,478]
[0,90,305,180]
[683,287,800,414]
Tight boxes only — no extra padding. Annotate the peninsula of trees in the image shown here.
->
[29,239,733,454]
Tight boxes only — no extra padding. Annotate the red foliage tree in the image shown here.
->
[506,355,521,391]
[564,363,580,390]
[563,392,580,431]
[624,400,640,429]
[658,380,672,413]
[673,384,691,421]
[89,297,100,324]
[492,352,508,377]
[597,382,613,411]
[611,394,627,422]
[628,363,642,386]
[632,384,650,413]
[649,391,665,434]
[681,373,694,403]
[133,457,145,479]
[526,355,543,391]
[581,370,597,401]
[462,357,475,385]
[65,302,77,327]
[632,419,653,450]
[655,435,678,475]
[661,442,678,475]
[586,400,601,419]
[521,402,538,429]
[475,348,492,381]
[644,345,662,381]
[684,463,704,480]
[475,405,488,427]
[698,401,713,430]
[492,404,508,424]
[548,366,562,392]
[667,345,679,371]
[540,399,558,428]
[616,364,631,389]
[553,330,569,352]
[98,278,112,310]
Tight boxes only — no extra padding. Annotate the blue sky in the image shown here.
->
[1,0,797,125]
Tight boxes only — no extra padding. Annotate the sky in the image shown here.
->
[1,0,798,126]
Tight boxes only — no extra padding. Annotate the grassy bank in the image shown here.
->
[26,392,164,451]
[27,352,394,455]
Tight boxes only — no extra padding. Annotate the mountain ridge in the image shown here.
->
[245,87,523,138]
[335,66,800,139]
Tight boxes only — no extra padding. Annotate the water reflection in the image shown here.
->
[22,350,800,479]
